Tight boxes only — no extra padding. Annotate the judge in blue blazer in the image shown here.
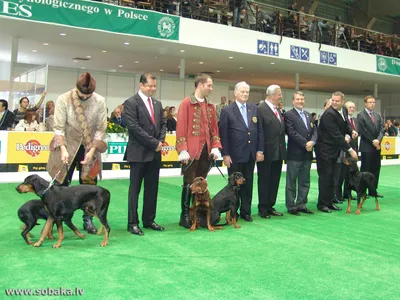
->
[284,91,317,215]
[219,81,264,222]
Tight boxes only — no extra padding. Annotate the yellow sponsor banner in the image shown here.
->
[18,165,29,172]
[112,163,120,170]
[7,132,53,163]
[381,137,396,156]
[161,134,178,162]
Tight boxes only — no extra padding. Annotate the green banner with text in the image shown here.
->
[376,55,400,76]
[0,0,179,40]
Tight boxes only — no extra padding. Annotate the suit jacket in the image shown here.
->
[357,110,385,153]
[123,93,166,162]
[285,108,317,161]
[0,110,15,130]
[316,106,352,159]
[111,116,127,128]
[257,102,286,162]
[219,102,264,163]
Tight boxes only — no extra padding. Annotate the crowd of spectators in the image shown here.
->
[119,0,400,58]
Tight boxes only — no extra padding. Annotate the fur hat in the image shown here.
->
[76,72,96,94]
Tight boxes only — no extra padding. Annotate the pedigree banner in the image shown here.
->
[381,137,396,156]
[7,132,53,163]
[0,0,180,40]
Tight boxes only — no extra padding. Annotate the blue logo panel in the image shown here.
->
[257,40,279,57]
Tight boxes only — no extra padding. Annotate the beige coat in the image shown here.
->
[47,89,107,184]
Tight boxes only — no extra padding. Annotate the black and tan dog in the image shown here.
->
[209,172,246,228]
[342,157,381,215]
[189,177,214,232]
[17,199,83,245]
[16,175,111,248]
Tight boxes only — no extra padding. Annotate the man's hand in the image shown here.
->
[372,139,380,148]
[60,145,69,164]
[223,156,232,168]
[256,151,264,162]
[81,148,96,165]
[155,142,163,152]
[349,149,358,161]
[305,141,314,152]
[178,150,190,165]
[352,130,358,139]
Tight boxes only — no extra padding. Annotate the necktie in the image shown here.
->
[118,118,121,124]
[350,117,355,130]
[147,97,155,125]
[274,107,280,122]
[241,104,248,127]
[369,111,375,123]
[299,111,308,130]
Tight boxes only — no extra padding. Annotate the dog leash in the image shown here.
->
[209,155,227,182]
[42,163,69,196]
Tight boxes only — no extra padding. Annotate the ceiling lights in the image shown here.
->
[228,56,233,59]
[43,43,49,46]
[124,42,130,45]
[199,62,204,64]
[119,65,123,68]
[32,50,37,52]
[180,50,185,53]
[60,33,66,36]
[102,50,107,53]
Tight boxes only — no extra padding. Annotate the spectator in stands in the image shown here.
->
[166,106,177,132]
[387,119,398,136]
[307,16,318,42]
[216,96,228,122]
[287,1,297,16]
[45,101,55,131]
[111,106,127,128]
[15,110,39,131]
[231,0,243,27]
[13,91,47,126]
[311,112,318,128]
[394,120,400,136]
[242,0,257,30]
[0,99,15,130]
[164,106,170,118]
[278,101,286,115]
[318,20,331,45]
[257,9,275,33]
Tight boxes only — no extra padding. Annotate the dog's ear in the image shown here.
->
[229,173,236,186]
[30,175,47,195]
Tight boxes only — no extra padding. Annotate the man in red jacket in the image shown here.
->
[176,73,222,228]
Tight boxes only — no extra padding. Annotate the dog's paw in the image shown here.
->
[33,242,42,247]
[346,209,351,214]
[376,206,381,211]
[52,243,61,248]
[355,210,361,215]
[100,242,108,247]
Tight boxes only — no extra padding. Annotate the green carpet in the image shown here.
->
[1,165,399,299]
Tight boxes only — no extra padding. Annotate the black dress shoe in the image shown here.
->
[318,207,332,213]
[128,225,144,236]
[258,211,271,219]
[298,207,314,214]
[240,215,253,222]
[143,222,165,231]
[269,209,283,216]
[333,198,343,204]
[288,209,300,216]
[328,204,342,211]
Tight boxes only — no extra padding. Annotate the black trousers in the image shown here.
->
[128,155,161,226]
[182,145,211,185]
[228,156,256,216]
[316,154,336,209]
[257,160,283,213]
[361,151,381,189]
[61,145,97,186]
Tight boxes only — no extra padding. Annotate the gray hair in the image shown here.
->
[345,101,355,108]
[292,90,304,99]
[266,85,281,96]
[234,81,250,92]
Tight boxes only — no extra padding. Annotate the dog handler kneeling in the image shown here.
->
[47,72,108,234]
[175,74,222,228]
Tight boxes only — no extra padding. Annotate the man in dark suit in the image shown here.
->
[338,101,359,200]
[0,99,15,130]
[219,81,264,222]
[316,91,358,213]
[124,73,167,236]
[257,84,286,219]
[285,91,317,215]
[357,95,385,197]
[111,106,127,128]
